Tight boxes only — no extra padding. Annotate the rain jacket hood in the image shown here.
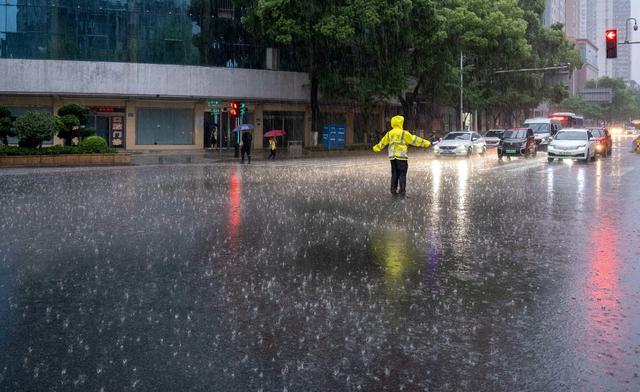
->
[391,115,404,130]
[372,116,431,160]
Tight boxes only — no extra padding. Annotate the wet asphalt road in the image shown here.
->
[1,137,639,391]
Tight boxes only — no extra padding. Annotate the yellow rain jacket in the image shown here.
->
[373,115,431,160]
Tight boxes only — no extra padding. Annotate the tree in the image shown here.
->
[397,0,534,129]
[0,106,14,146]
[559,95,604,121]
[583,77,639,123]
[57,104,94,145]
[16,111,58,148]
[311,1,414,140]
[243,0,393,138]
[480,2,582,126]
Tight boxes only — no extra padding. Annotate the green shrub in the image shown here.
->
[58,104,89,125]
[79,135,108,152]
[0,145,117,156]
[16,111,57,148]
[56,104,95,145]
[0,106,14,146]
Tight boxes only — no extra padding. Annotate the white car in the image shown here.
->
[523,117,561,150]
[483,129,505,147]
[547,129,596,163]
[434,131,486,157]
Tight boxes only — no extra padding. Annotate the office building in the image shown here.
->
[0,1,366,150]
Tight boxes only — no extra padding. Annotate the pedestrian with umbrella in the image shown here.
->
[232,124,255,164]
[264,130,286,160]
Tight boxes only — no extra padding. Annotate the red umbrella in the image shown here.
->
[264,130,286,137]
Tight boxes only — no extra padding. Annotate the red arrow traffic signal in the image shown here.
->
[606,29,617,58]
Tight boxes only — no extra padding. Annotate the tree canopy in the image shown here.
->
[241,0,584,133]
[559,77,640,124]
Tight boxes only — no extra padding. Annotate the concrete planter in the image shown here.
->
[0,153,132,167]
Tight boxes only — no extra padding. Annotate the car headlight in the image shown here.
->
[455,145,466,151]
[576,144,586,149]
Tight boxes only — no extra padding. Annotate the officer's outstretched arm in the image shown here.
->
[404,132,431,148]
[373,133,389,152]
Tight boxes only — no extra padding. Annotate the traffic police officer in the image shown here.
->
[373,115,431,195]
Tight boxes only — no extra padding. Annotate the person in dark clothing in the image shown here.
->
[241,132,253,164]
[390,159,408,195]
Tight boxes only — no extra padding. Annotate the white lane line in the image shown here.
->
[478,159,545,173]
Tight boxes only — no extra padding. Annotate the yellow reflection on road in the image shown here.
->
[371,227,419,286]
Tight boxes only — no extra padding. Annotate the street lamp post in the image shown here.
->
[460,51,464,131]
[625,18,638,43]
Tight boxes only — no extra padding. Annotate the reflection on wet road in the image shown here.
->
[0,137,639,391]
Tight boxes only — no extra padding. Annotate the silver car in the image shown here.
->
[434,131,487,157]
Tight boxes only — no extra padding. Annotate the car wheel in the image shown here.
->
[547,157,554,163]
[467,147,472,157]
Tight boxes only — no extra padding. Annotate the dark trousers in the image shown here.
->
[390,159,408,194]
[269,149,276,159]
[241,146,251,163]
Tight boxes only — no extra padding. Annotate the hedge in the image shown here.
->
[0,145,117,156]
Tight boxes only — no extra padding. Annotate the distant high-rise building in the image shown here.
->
[564,0,599,93]
[543,0,566,27]
[582,0,631,80]
[612,0,631,80]
[565,0,581,40]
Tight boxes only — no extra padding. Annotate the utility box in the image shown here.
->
[322,124,346,149]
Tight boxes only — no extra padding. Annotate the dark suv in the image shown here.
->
[497,128,537,160]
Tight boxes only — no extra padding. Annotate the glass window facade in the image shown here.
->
[0,1,298,70]
[263,111,305,147]
[136,108,193,145]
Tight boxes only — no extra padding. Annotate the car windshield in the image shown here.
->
[444,132,470,140]
[503,129,527,139]
[590,129,604,137]
[555,131,587,140]
[485,131,503,137]
[526,123,550,133]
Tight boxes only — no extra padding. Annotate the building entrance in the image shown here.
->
[87,108,125,148]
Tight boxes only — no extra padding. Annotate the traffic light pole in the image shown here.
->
[460,52,464,131]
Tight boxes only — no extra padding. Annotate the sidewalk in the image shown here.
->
[129,147,380,165]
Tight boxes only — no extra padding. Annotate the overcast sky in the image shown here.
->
[633,2,640,83]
